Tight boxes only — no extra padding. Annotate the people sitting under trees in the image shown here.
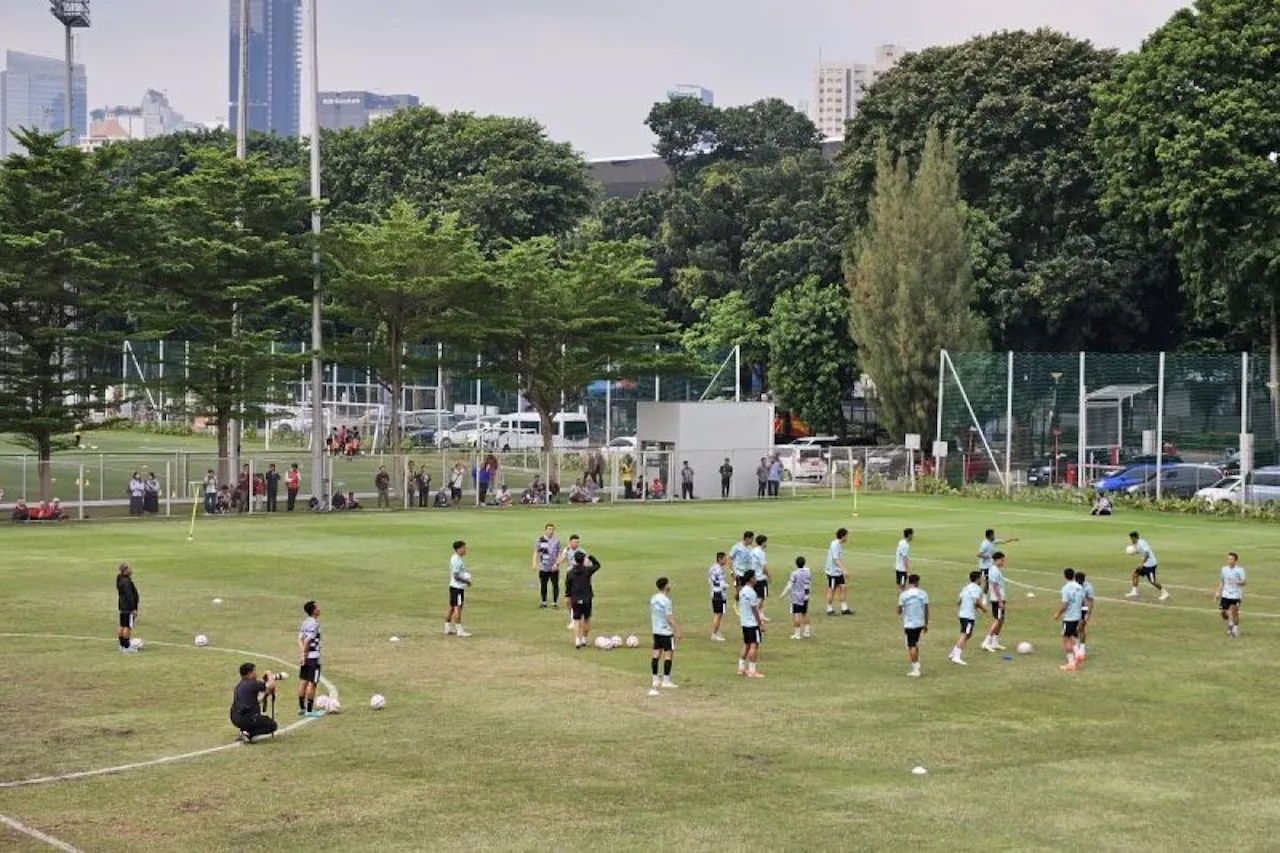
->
[46,498,66,520]
[11,499,30,522]
[331,491,347,511]
[569,478,589,504]
[521,484,538,505]
[434,488,451,507]
[216,485,234,514]
[1091,494,1113,516]
[345,491,361,510]
[496,484,512,507]
[548,479,561,504]
[648,477,665,499]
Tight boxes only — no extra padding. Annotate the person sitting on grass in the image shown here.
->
[569,479,588,504]
[345,491,361,510]
[47,498,66,521]
[1091,495,1112,516]
[216,485,233,514]
[648,477,665,499]
[497,484,513,507]
[521,485,538,505]
[585,479,600,503]
[331,491,347,511]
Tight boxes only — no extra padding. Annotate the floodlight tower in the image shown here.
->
[48,1,90,144]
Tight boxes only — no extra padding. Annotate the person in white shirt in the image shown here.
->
[707,552,729,641]
[1216,551,1247,638]
[750,535,770,622]
[445,540,472,637]
[981,552,1009,652]
[950,571,986,666]
[781,556,813,640]
[824,528,854,616]
[648,577,681,695]
[127,472,145,516]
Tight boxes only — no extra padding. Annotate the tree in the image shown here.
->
[847,129,987,442]
[135,145,311,480]
[470,238,683,453]
[0,131,138,499]
[1093,0,1280,381]
[322,107,596,247]
[327,201,488,453]
[681,290,768,371]
[835,29,1178,351]
[767,277,858,435]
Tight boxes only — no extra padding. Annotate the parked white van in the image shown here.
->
[486,412,590,451]
[1196,467,1280,505]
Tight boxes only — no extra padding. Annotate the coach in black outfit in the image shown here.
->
[230,663,279,742]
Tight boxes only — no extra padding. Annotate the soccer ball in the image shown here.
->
[610,635,623,648]
[326,698,342,714]
[625,635,640,648]
[370,694,386,710]
[1016,641,1034,655]
[314,695,330,710]
[129,637,144,650]
[212,597,223,605]
[594,636,610,650]
[461,572,472,583]
[1125,544,1138,555]
[194,634,208,647]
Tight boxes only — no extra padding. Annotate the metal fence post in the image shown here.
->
[165,461,172,517]
[1155,352,1166,499]
[78,463,85,521]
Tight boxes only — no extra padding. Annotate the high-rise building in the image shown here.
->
[317,91,420,130]
[811,44,905,140]
[0,50,88,158]
[228,0,301,137]
[667,84,714,106]
[83,90,198,151]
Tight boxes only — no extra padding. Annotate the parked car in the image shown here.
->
[1196,466,1280,505]
[790,436,838,448]
[1095,464,1166,494]
[1126,464,1223,498]
[601,436,638,457]
[439,416,501,449]
[1217,447,1280,475]
[404,426,438,448]
[1026,452,1078,487]
[774,445,827,481]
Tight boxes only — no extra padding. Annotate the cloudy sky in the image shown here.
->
[3,0,1187,158]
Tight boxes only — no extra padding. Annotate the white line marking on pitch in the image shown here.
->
[1003,577,1280,618]
[0,813,84,852]
[0,633,339,791]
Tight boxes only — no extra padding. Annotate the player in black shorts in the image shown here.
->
[297,601,324,716]
[116,562,139,653]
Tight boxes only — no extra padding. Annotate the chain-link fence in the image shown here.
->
[938,350,1276,499]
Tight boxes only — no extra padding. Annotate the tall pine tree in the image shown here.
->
[847,128,987,441]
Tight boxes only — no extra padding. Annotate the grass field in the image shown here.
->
[2,494,1279,852]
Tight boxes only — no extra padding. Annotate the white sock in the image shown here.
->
[950,646,960,658]
[444,623,453,634]
[738,658,746,670]
[840,603,850,612]
[748,661,756,673]
[911,661,920,672]
[1130,586,1139,594]
[1078,643,1086,656]
[1067,651,1075,664]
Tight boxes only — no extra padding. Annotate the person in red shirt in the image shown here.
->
[286,464,301,512]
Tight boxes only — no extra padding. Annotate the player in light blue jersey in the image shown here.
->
[736,572,765,678]
[895,528,914,591]
[781,556,813,640]
[1127,531,1169,601]
[648,577,681,695]
[445,540,472,637]
[729,531,754,593]
[1052,568,1086,671]
[708,551,729,642]
[824,527,854,616]
[897,573,929,677]
[1215,551,1247,637]
[981,552,1009,652]
[949,571,986,666]
[750,535,771,622]
[977,529,1018,597]
[1076,571,1095,662]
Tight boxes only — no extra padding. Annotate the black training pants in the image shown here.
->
[722,477,731,498]
[287,488,298,511]
[231,712,278,739]
[539,570,560,604]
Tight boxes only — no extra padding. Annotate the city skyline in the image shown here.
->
[0,49,87,157]
[2,0,1189,158]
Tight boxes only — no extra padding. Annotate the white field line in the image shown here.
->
[0,634,338,790]
[0,813,84,852]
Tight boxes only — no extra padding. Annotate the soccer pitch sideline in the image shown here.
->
[2,496,1279,853]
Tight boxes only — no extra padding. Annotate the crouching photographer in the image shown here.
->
[230,662,283,743]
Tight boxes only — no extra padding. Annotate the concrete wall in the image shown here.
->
[637,402,773,499]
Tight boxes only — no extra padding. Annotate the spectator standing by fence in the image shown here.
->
[719,458,734,499]
[143,472,160,515]
[286,464,300,511]
[375,466,391,508]
[203,470,218,514]
[621,456,636,500]
[128,473,144,516]
[681,462,695,500]
[238,464,251,513]
[767,456,782,498]
[756,458,768,499]
[265,464,280,511]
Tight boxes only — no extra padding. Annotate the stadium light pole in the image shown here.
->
[227,0,250,492]
[306,0,326,510]
[48,1,89,145]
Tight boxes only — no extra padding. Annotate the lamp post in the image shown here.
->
[305,0,326,510]
[1049,372,1063,482]
[48,1,89,145]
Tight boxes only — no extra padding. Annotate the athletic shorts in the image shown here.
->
[903,627,923,648]
[712,594,726,615]
[1062,620,1080,638]
[734,574,746,589]
[757,580,769,600]
[1081,607,1090,622]
[449,587,465,608]
[1220,597,1241,611]
[572,599,593,620]
[990,601,1006,621]
[827,573,845,589]
[958,618,975,637]
[1138,564,1158,580]
[980,567,990,580]
[792,602,809,615]
[299,662,321,684]
[895,571,907,587]
[652,634,673,651]
[118,612,135,629]
[741,626,762,646]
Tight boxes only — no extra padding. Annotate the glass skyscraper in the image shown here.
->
[0,50,88,158]
[228,0,301,137]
